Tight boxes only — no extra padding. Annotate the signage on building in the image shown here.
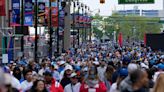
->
[118,0,154,4]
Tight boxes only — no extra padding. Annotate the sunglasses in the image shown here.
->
[71,76,78,79]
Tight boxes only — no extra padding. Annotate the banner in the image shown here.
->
[7,37,14,62]
[11,0,20,26]
[24,0,33,26]
[118,0,154,4]
[59,9,65,27]
[144,33,146,46]
[0,0,6,16]
[38,2,45,25]
[118,33,123,47]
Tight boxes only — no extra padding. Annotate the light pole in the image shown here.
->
[34,0,38,62]
[77,0,80,46]
[49,0,52,59]
[57,0,60,55]
[21,0,24,56]
[84,5,87,42]
[72,1,76,48]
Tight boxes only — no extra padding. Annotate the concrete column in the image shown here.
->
[64,1,71,50]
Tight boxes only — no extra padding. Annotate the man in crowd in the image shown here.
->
[44,71,64,92]
[21,69,33,91]
[64,72,81,92]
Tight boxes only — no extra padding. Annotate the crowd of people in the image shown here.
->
[0,42,164,92]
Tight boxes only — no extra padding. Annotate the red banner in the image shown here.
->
[144,33,147,46]
[45,7,58,27]
[0,0,6,16]
[118,33,123,47]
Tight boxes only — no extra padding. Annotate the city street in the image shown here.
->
[0,0,164,92]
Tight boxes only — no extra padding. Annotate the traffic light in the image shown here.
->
[100,0,105,4]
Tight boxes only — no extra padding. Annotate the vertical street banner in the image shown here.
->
[7,37,14,62]
[11,0,20,26]
[24,0,33,26]
[144,33,147,46]
[0,0,6,16]
[38,2,45,26]
[59,9,65,28]
[52,7,58,27]
[118,33,123,47]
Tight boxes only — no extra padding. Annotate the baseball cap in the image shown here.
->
[65,64,73,71]
[157,63,164,70]
[70,72,77,78]
[59,61,66,65]
[119,68,128,77]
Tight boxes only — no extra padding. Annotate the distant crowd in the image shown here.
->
[0,42,163,92]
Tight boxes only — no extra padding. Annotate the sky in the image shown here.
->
[82,0,163,16]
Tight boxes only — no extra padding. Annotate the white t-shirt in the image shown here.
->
[21,80,33,91]
[11,76,21,90]
[109,83,119,92]
[64,82,81,92]
[38,68,45,76]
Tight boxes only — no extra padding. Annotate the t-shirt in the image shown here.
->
[64,83,81,92]
[109,83,119,92]
[21,80,33,91]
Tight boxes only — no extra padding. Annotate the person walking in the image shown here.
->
[64,73,81,92]
[44,71,63,92]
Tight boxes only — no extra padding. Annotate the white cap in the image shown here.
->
[65,64,73,71]
[59,61,66,65]
[93,61,99,65]
[128,63,138,74]
[70,72,77,78]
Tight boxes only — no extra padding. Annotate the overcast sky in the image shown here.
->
[82,0,164,16]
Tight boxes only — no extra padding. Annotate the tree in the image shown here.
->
[105,14,162,40]
[91,13,103,39]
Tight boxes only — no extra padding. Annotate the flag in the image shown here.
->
[144,33,147,46]
[118,33,123,47]
[0,0,6,16]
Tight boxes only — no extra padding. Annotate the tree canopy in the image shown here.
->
[92,13,162,40]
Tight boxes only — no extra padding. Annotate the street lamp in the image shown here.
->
[84,5,88,42]
[34,0,38,62]
[72,1,76,48]
[77,0,80,46]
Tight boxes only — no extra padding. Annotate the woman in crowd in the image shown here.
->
[104,65,115,91]
[27,79,48,92]
[80,66,107,92]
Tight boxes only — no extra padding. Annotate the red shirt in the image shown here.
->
[80,82,107,92]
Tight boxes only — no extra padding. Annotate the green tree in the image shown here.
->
[105,14,162,40]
